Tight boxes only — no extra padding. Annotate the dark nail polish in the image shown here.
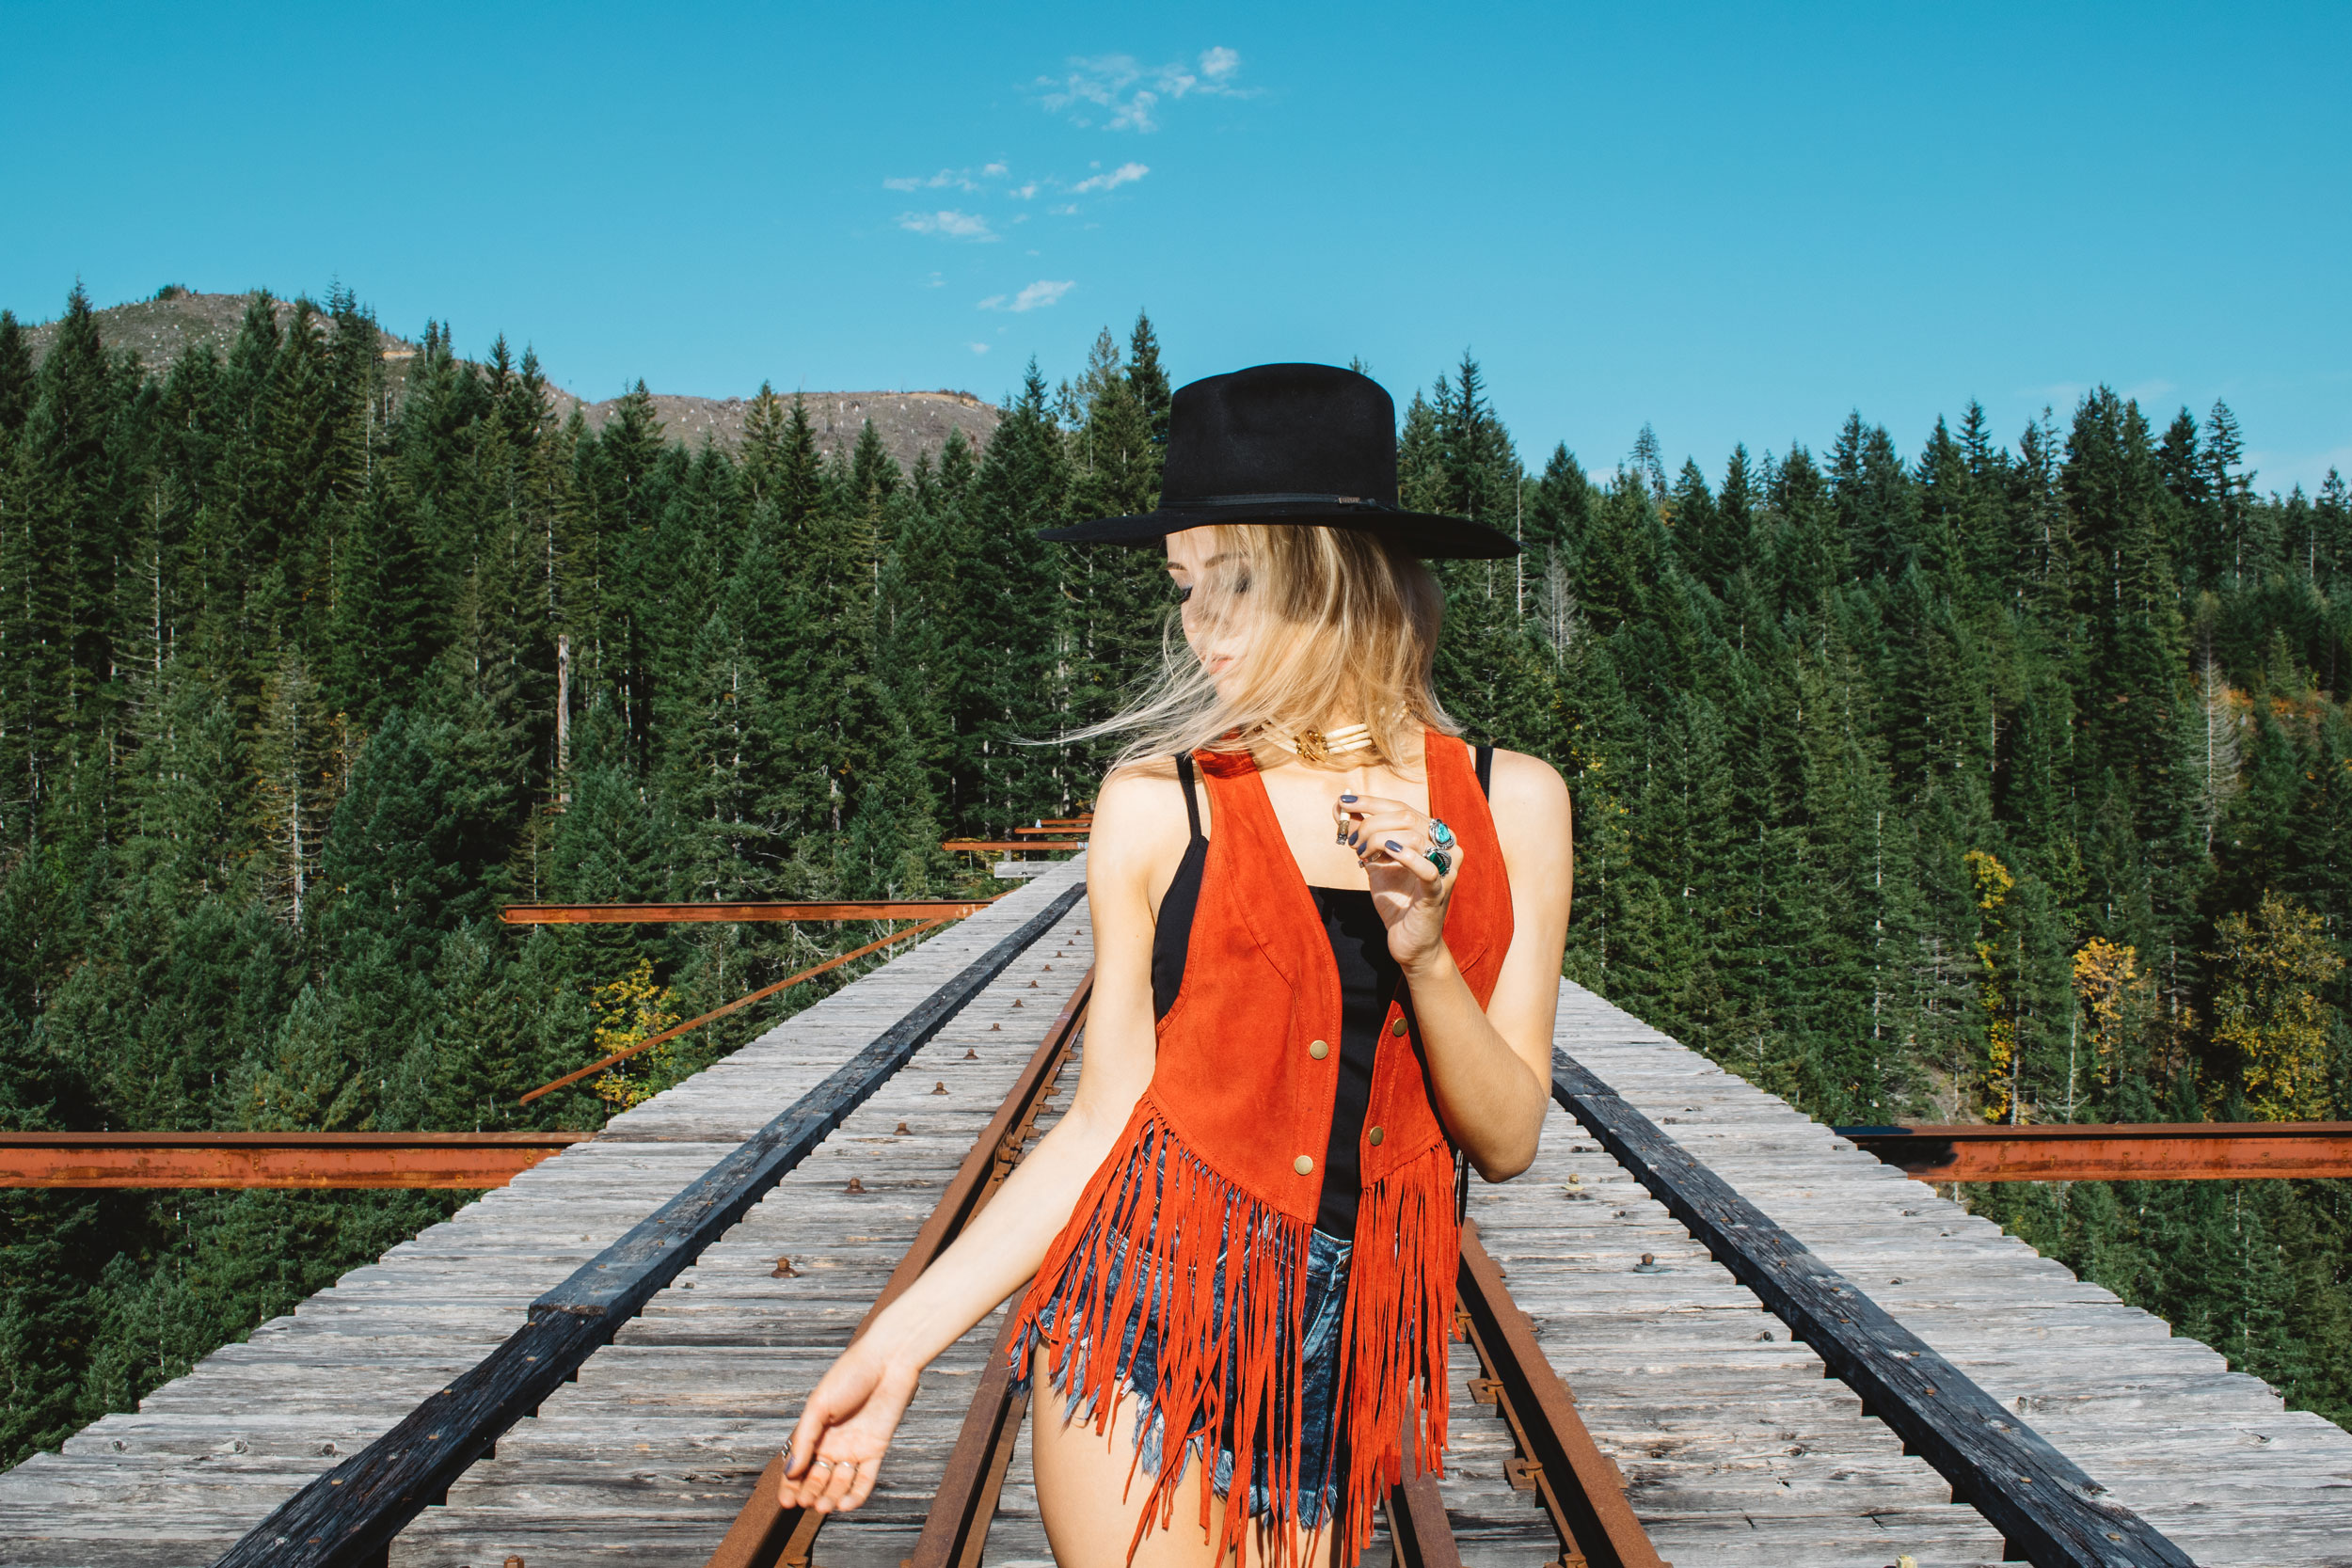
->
[1385,839,1403,852]
[1348,831,1359,846]
[1340,793,1358,802]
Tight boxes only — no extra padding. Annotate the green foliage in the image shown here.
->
[4,285,2349,1452]
[0,287,1089,1464]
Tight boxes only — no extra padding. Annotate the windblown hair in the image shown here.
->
[1074,523,1460,771]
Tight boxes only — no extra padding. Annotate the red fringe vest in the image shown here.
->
[1009,733,1513,1566]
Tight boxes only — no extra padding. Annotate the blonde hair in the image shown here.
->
[1075,523,1459,771]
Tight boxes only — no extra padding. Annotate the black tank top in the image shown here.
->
[1151,748,1493,1237]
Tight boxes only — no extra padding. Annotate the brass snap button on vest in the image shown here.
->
[1294,1154,1314,1175]
[1368,1126,1385,1147]
[1309,1039,1329,1059]
[1389,1017,1407,1037]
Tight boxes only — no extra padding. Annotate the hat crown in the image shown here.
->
[1161,364,1400,508]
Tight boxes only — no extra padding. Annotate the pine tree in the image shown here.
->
[1062,326,1170,756]
[958,362,1069,828]
[0,310,33,438]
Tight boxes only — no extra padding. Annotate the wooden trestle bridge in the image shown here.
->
[2,856,2346,1566]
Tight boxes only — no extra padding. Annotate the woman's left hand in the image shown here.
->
[1336,793,1460,973]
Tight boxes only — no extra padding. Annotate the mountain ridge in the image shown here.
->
[13,288,1000,470]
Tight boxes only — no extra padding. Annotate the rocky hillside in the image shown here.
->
[550,388,998,467]
[15,288,998,470]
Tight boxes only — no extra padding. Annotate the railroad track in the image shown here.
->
[17,858,2290,1568]
[702,975,1665,1568]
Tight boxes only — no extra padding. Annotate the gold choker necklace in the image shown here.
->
[1290,721,1373,767]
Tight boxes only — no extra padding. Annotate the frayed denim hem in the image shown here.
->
[1012,1226,1356,1528]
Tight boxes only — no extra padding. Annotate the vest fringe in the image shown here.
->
[1329,1130,1458,1560]
[1010,1101,1459,1568]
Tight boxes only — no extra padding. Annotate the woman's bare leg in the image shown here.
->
[1029,1386,1339,1568]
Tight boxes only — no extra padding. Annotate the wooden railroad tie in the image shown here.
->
[704,971,1096,1568]
[211,880,1089,1568]
[1558,1049,2194,1568]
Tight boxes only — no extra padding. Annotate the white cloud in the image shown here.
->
[978,279,1075,313]
[898,210,997,241]
[925,272,944,288]
[1037,47,1250,132]
[882,163,1011,194]
[1070,161,1149,195]
[1049,203,1079,215]
[885,168,973,193]
[968,342,992,355]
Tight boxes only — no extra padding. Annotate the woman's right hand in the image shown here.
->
[777,1339,921,1513]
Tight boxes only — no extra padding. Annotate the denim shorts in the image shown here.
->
[1022,1223,1356,1528]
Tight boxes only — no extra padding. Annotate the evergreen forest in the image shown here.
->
[1,283,2347,1465]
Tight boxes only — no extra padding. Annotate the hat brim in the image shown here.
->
[1040,502,1521,560]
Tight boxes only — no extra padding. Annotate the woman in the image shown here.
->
[775,364,1573,1567]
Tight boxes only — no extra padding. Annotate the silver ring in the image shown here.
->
[1428,817,1456,851]
[1428,847,1452,878]
[810,1458,834,1470]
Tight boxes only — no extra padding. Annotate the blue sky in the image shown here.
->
[6,1,2348,489]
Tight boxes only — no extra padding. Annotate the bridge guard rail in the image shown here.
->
[1550,1049,2193,1568]
[215,880,1086,1568]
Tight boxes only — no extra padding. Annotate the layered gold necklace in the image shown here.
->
[1288,721,1373,767]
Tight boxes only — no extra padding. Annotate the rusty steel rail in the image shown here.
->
[215,879,1087,1568]
[1558,1050,2189,1568]
[941,840,1088,853]
[520,920,952,1105]
[0,1132,589,1189]
[1455,1220,1666,1568]
[892,1217,1660,1568]
[1835,1120,2352,1182]
[706,979,1662,1568]
[707,970,1094,1568]
[501,899,993,925]
[1009,825,1088,837]
[1383,1408,1465,1568]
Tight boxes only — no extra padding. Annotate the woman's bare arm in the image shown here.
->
[1343,749,1572,1182]
[774,763,1179,1514]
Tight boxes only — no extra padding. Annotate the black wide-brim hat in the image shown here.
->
[1040,362,1519,560]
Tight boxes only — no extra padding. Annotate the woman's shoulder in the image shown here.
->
[1482,747,1571,831]
[1095,754,1185,812]
[1087,758,1198,873]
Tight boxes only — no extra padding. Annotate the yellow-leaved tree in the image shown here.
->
[588,959,681,1112]
[2072,936,2151,1100]
[2207,893,2342,1122]
[1966,849,2019,1123]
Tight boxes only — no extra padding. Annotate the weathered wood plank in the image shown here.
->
[390,896,1096,1565]
[0,864,1090,1568]
[210,879,1087,1568]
